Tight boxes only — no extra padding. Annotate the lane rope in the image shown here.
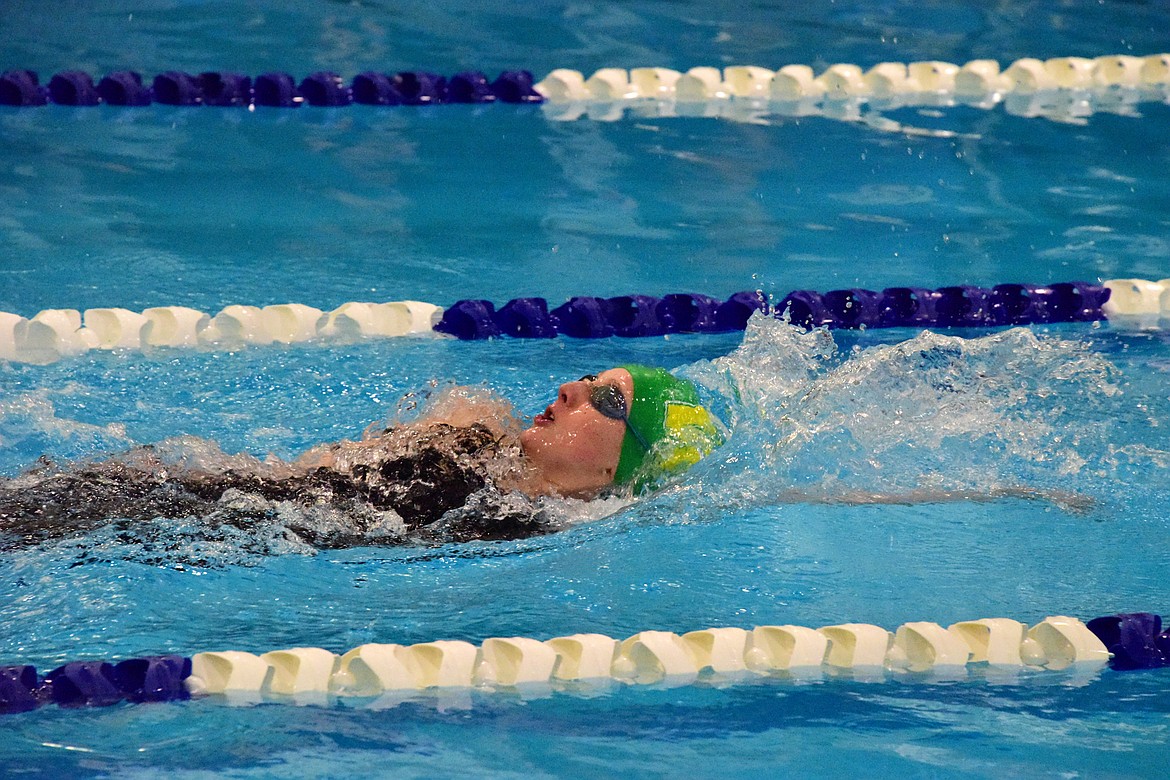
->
[1,612,1166,713]
[6,279,1170,365]
[1,55,1167,126]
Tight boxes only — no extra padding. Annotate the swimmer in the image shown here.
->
[296,364,722,498]
[0,365,723,551]
[0,361,1087,558]
[482,364,720,496]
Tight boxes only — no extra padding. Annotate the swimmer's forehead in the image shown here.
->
[589,368,634,402]
[591,367,631,384]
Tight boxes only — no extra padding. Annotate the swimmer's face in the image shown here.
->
[519,368,634,497]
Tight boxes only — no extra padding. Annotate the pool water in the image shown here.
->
[2,1,1169,777]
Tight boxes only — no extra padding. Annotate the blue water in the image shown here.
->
[2,1,1170,778]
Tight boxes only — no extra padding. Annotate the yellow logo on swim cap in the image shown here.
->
[657,401,721,474]
[664,401,718,435]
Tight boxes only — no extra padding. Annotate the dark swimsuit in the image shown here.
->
[0,423,550,559]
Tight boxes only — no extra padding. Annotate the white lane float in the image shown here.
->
[177,614,1111,703]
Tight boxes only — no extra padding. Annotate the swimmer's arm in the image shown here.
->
[782,486,1094,514]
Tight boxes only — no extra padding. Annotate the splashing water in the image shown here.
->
[678,314,1125,507]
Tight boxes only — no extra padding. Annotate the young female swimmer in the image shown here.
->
[0,365,723,550]
[0,362,1084,553]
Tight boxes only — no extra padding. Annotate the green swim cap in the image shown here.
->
[614,364,723,493]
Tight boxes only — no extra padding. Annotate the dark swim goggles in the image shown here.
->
[580,374,650,451]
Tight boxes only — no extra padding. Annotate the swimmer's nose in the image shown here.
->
[557,379,590,409]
